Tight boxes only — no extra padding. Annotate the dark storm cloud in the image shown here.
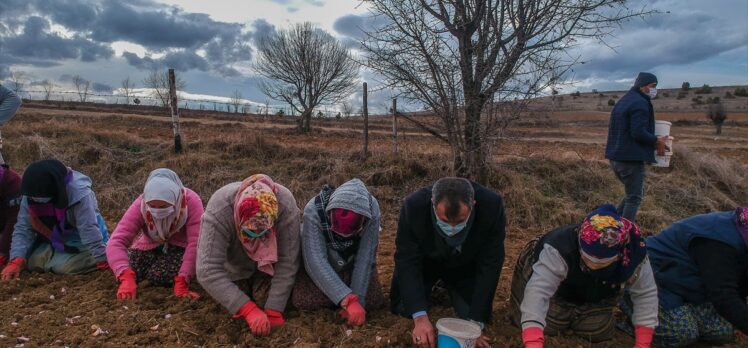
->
[251,19,276,43]
[333,14,390,40]
[92,82,113,93]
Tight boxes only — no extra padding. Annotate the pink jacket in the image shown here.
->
[106,188,204,281]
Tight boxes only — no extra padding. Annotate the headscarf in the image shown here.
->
[139,168,188,244]
[578,204,647,283]
[736,207,748,249]
[233,174,279,276]
[21,159,78,253]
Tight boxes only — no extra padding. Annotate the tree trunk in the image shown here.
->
[457,101,487,183]
[716,123,722,135]
[298,109,313,133]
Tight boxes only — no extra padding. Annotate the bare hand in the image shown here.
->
[476,334,492,348]
[412,316,436,348]
[656,136,669,156]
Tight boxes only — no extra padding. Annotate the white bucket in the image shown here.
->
[652,136,674,168]
[436,318,482,348]
[655,120,672,136]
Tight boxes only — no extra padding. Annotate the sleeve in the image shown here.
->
[629,105,657,145]
[106,197,145,277]
[72,193,107,262]
[689,238,748,333]
[627,257,659,329]
[196,199,251,315]
[300,200,352,306]
[0,197,20,256]
[520,244,569,330]
[393,201,428,316]
[177,191,204,281]
[0,85,22,125]
[263,187,301,312]
[467,201,506,324]
[350,199,381,306]
[9,197,36,260]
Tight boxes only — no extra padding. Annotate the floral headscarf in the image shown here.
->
[578,204,647,283]
[233,174,280,276]
[736,207,748,249]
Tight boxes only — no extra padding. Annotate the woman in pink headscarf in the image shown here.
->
[105,168,204,300]
[197,174,300,337]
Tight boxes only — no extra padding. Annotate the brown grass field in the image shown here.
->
[0,101,746,347]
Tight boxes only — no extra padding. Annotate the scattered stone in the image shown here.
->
[164,314,172,320]
[150,324,159,331]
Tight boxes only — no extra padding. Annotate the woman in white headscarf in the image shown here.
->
[105,168,204,300]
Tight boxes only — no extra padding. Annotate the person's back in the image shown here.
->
[605,88,656,162]
[0,84,22,164]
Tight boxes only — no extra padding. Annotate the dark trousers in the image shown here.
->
[610,160,646,222]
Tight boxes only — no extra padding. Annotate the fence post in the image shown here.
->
[168,69,183,154]
[361,82,369,162]
[392,98,398,156]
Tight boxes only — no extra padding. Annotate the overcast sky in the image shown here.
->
[1,0,746,108]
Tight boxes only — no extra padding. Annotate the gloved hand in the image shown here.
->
[233,300,271,337]
[522,327,544,348]
[0,255,8,266]
[1,257,25,280]
[339,294,366,326]
[116,268,137,300]
[634,326,655,348]
[96,261,110,271]
[173,276,200,298]
[264,309,286,328]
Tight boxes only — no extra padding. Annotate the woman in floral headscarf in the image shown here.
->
[509,204,657,348]
[105,168,204,300]
[643,208,747,347]
[196,174,300,337]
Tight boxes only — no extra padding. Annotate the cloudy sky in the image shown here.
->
[0,0,746,108]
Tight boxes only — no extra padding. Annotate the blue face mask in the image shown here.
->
[435,214,469,237]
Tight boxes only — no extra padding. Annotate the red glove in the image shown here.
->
[116,268,137,300]
[233,301,271,337]
[173,276,200,299]
[339,294,366,326]
[264,309,286,328]
[1,257,25,280]
[522,327,544,348]
[0,255,7,266]
[634,326,655,348]
[96,261,110,271]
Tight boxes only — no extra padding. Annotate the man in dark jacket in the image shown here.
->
[390,177,506,348]
[605,72,668,222]
[644,208,748,347]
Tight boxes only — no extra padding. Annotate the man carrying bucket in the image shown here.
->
[605,72,669,222]
[389,177,506,348]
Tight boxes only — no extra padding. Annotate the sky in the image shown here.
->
[0,0,746,110]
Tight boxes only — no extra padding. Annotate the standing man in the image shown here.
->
[605,72,668,222]
[390,177,506,348]
[0,84,22,164]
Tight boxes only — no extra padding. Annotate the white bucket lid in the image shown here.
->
[655,120,672,126]
[436,318,482,339]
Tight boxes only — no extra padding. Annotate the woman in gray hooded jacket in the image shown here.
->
[291,178,384,326]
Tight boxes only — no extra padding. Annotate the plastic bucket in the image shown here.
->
[436,318,482,348]
[652,136,674,167]
[655,120,672,136]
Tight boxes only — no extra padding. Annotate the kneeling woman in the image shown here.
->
[197,174,300,337]
[291,179,385,326]
[510,204,657,348]
[1,159,109,280]
[106,169,204,300]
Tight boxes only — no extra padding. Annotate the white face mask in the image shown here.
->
[148,206,174,219]
[648,87,657,99]
[29,197,53,203]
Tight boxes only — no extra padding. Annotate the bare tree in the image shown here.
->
[72,75,90,102]
[255,22,359,133]
[362,0,648,181]
[8,70,26,94]
[143,69,185,107]
[341,101,354,118]
[230,90,243,113]
[121,77,136,105]
[707,102,727,135]
[41,80,55,101]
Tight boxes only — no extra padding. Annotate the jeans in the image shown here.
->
[610,160,645,222]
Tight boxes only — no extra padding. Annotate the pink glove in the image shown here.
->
[173,276,200,298]
[233,301,271,337]
[634,326,655,348]
[264,309,286,328]
[522,327,544,348]
[116,268,137,300]
[339,294,366,326]
[1,257,26,280]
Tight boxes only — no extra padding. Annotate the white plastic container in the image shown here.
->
[655,120,672,136]
[436,318,482,348]
[652,136,674,167]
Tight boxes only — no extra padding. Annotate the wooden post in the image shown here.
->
[168,69,183,153]
[361,82,369,161]
[392,98,398,156]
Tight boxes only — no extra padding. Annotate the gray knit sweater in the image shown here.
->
[300,178,380,306]
[196,181,301,314]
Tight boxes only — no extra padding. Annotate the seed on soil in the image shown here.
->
[164,314,172,319]
[10,322,18,326]
[150,324,159,331]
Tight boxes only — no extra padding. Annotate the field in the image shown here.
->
[0,100,746,347]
